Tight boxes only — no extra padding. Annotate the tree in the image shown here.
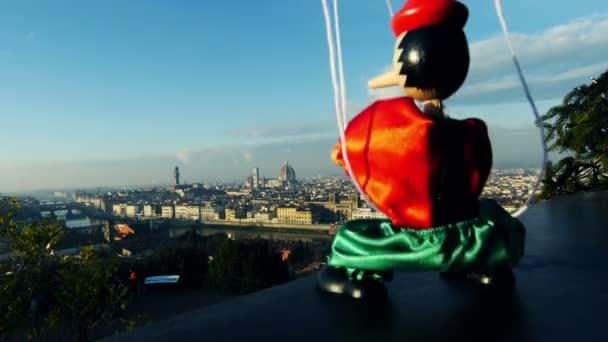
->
[207,238,290,293]
[0,199,131,341]
[0,199,65,339]
[207,238,243,292]
[286,240,314,274]
[55,247,130,341]
[138,229,209,289]
[538,70,608,199]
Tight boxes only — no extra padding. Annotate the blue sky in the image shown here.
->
[1,0,607,192]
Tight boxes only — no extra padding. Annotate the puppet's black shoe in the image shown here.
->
[316,266,349,295]
[441,264,515,294]
[470,264,516,294]
[343,278,387,300]
[317,267,388,300]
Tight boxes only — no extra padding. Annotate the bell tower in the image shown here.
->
[174,166,180,186]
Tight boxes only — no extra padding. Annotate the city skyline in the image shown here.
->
[47,169,539,226]
[7,163,543,195]
[1,0,607,192]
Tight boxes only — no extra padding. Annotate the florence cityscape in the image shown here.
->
[7,164,542,228]
[1,163,541,270]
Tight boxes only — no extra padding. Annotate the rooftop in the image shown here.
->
[105,191,608,342]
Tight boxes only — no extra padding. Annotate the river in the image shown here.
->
[40,209,100,229]
[65,218,101,229]
[39,213,332,242]
[169,226,332,242]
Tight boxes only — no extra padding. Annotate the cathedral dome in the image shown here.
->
[279,161,296,182]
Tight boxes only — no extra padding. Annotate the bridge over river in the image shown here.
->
[39,202,108,218]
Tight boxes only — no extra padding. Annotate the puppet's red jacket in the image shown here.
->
[332,97,492,230]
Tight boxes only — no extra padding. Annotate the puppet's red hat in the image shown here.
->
[391,0,468,37]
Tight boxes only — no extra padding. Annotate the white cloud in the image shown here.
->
[176,149,191,164]
[467,14,608,80]
[457,62,608,96]
[369,13,608,105]
[243,151,253,162]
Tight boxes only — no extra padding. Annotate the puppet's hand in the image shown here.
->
[331,141,346,169]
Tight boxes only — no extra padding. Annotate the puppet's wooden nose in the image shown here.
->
[368,70,400,89]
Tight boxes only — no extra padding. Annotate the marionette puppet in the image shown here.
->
[317,0,526,299]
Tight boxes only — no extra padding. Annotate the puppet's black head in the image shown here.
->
[396,24,469,101]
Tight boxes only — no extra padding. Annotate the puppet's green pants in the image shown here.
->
[327,199,525,282]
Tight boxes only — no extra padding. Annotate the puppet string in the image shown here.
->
[321,0,381,213]
[495,0,549,218]
[333,0,347,126]
[385,0,394,17]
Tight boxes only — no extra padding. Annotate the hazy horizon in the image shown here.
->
[3,124,555,194]
[7,163,545,197]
